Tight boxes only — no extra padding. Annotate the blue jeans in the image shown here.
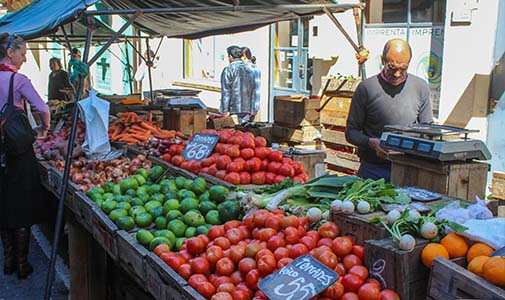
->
[357,161,391,183]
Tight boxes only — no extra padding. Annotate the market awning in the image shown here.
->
[96,0,356,39]
[0,0,97,40]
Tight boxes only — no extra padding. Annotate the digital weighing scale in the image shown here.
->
[148,89,208,110]
[380,124,491,161]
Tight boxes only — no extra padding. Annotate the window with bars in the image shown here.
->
[367,0,446,24]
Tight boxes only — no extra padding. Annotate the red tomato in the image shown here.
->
[278,164,295,177]
[230,270,244,285]
[274,174,287,184]
[161,153,171,162]
[342,274,364,293]
[283,226,300,245]
[319,222,340,239]
[240,137,256,149]
[245,242,262,258]
[317,250,338,269]
[289,243,309,259]
[239,172,251,184]
[233,157,246,168]
[219,132,232,143]
[265,172,276,184]
[224,172,241,185]
[223,220,241,231]
[255,249,274,260]
[243,215,255,230]
[349,265,368,280]
[292,176,305,183]
[268,150,283,162]
[300,236,316,251]
[246,158,262,172]
[358,283,380,300]
[267,161,282,173]
[211,292,233,300]
[332,237,354,258]
[255,147,269,160]
[379,289,400,300]
[178,263,192,280]
[216,170,227,179]
[254,136,267,147]
[258,228,277,242]
[165,255,186,272]
[214,237,231,250]
[201,156,216,167]
[365,278,382,290]
[188,274,208,289]
[238,257,257,275]
[237,227,251,241]
[171,155,184,166]
[265,215,282,231]
[257,254,277,275]
[281,216,299,229]
[217,282,235,293]
[306,230,320,243]
[159,251,176,263]
[190,257,210,274]
[250,171,265,185]
[197,281,216,299]
[267,235,286,251]
[180,161,191,170]
[186,237,206,256]
[318,238,334,248]
[277,257,293,268]
[225,145,241,158]
[208,225,226,240]
[253,209,270,228]
[168,144,179,156]
[235,283,254,299]
[214,276,234,287]
[178,250,193,261]
[226,228,244,245]
[245,269,260,290]
[341,292,359,300]
[226,162,242,173]
[274,247,290,261]
[240,148,255,160]
[153,244,170,256]
[343,254,362,271]
[255,290,267,299]
[206,245,225,265]
[208,164,218,176]
[323,282,345,299]
[291,162,304,174]
[216,155,232,170]
[216,257,235,276]
[352,245,365,260]
[229,245,246,263]
[232,289,251,300]
[334,263,346,277]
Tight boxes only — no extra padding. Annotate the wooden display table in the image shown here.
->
[389,154,489,202]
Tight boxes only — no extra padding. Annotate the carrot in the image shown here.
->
[175,131,185,138]
[131,133,148,141]
[140,121,156,132]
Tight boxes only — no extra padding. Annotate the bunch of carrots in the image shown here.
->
[109,112,184,144]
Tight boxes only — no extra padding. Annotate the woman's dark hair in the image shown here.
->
[241,47,252,60]
[49,57,62,68]
[0,33,25,60]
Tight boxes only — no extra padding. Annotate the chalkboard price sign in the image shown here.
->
[259,254,339,300]
[181,133,219,161]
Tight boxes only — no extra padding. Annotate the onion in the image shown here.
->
[420,222,438,240]
[331,200,343,212]
[72,173,83,184]
[407,209,421,221]
[385,209,401,225]
[306,207,322,223]
[399,234,416,251]
[357,201,371,214]
[341,201,355,214]
[322,210,330,221]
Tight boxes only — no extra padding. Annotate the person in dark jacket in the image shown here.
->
[48,57,70,100]
[220,45,255,122]
[345,39,433,182]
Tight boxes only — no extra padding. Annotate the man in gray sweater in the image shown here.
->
[345,39,433,182]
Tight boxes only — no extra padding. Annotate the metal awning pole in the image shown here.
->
[145,38,154,105]
[123,41,134,94]
[43,16,94,300]
[360,2,366,79]
[59,25,73,53]
[323,6,360,53]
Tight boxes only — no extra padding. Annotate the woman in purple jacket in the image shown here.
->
[0,33,51,279]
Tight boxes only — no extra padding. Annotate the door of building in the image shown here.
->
[269,18,312,121]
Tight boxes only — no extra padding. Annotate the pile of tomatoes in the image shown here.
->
[154,209,400,300]
[162,129,309,185]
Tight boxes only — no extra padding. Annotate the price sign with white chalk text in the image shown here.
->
[259,254,339,300]
[181,133,219,161]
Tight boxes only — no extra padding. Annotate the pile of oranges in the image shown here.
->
[421,233,505,289]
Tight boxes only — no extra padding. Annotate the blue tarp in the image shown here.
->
[0,0,97,40]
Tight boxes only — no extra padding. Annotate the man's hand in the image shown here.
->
[368,137,389,159]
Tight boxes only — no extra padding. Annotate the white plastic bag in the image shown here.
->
[77,90,111,155]
[459,218,505,250]
[435,197,493,225]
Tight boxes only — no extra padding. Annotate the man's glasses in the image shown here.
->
[384,62,409,72]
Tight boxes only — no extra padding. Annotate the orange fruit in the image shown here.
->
[466,243,494,263]
[467,255,490,277]
[481,256,505,288]
[421,243,449,268]
[440,233,468,258]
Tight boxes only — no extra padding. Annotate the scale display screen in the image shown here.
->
[417,142,433,153]
[386,136,433,154]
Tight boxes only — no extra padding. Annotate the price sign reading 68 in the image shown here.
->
[181,133,219,161]
[259,255,339,300]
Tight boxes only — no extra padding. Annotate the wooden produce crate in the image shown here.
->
[281,149,326,180]
[427,257,505,300]
[492,171,505,200]
[365,238,432,300]
[321,76,361,97]
[69,192,95,233]
[325,148,360,172]
[321,127,353,148]
[319,96,352,127]
[273,95,320,128]
[116,230,149,289]
[45,165,81,210]
[389,154,490,202]
[90,205,119,259]
[145,252,204,300]
[163,108,206,136]
[272,124,319,144]
[330,211,388,245]
[207,115,238,130]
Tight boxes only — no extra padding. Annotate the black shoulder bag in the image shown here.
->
[0,73,36,159]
